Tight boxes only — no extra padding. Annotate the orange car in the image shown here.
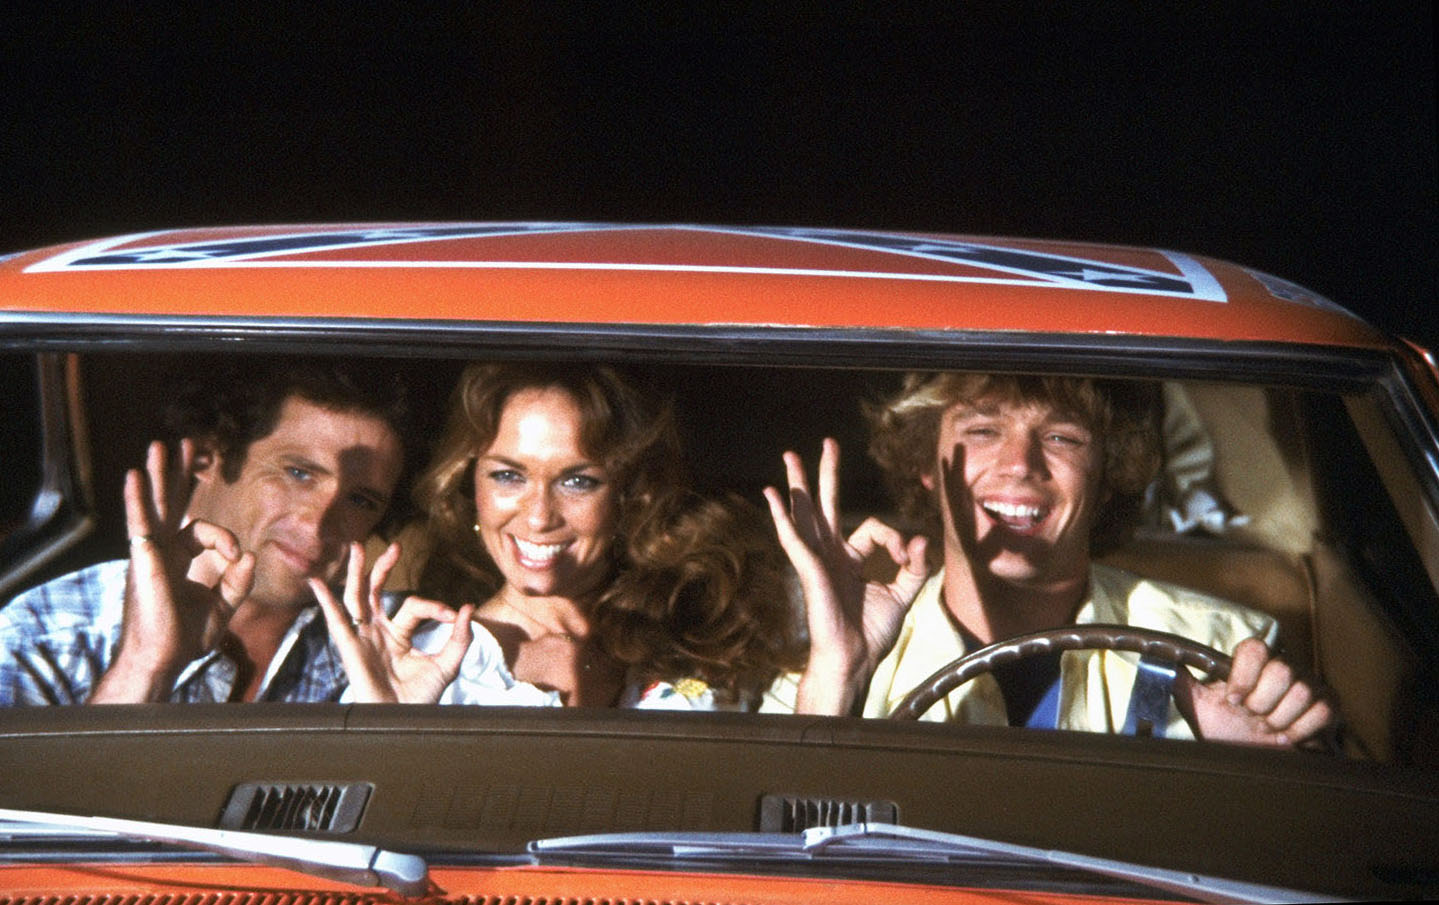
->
[1,224,1436,902]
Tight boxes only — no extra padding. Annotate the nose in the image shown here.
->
[297,484,347,550]
[523,484,561,531]
[995,431,1046,478]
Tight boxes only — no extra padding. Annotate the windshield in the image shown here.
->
[2,352,1433,750]
[2,347,1437,901]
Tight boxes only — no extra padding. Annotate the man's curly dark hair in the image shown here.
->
[162,356,413,516]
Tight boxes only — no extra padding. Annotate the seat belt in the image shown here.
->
[1121,653,1179,737]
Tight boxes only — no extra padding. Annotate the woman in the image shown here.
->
[312,362,801,709]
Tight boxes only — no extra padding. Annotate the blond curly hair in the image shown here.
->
[866,372,1161,556]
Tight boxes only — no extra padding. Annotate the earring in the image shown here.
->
[472,523,481,534]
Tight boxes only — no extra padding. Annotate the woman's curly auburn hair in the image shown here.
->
[866,372,1161,556]
[413,362,800,700]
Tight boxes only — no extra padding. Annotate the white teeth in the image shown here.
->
[983,501,1044,521]
[514,538,568,562]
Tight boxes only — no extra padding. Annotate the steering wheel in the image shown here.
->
[888,624,1232,721]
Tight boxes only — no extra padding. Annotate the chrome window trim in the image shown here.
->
[0,312,1398,379]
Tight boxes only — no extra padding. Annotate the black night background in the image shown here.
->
[3,4,1434,342]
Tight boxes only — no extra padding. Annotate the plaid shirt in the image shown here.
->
[0,560,349,704]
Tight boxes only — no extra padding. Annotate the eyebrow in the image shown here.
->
[281,453,332,476]
[477,455,522,467]
[478,454,605,475]
[952,405,1092,430]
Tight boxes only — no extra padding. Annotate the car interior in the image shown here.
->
[3,349,1437,766]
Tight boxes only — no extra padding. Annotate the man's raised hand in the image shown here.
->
[90,440,254,702]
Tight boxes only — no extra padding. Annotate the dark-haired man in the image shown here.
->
[0,363,410,704]
[767,373,1334,746]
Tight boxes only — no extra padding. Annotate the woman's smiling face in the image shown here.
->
[472,386,618,602]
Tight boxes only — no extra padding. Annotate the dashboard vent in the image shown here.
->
[219,781,372,833]
[758,794,899,832]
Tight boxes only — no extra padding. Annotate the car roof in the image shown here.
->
[0,222,1389,348]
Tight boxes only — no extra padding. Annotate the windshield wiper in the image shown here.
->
[530,822,1347,905]
[0,807,432,897]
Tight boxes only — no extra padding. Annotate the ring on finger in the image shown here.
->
[129,534,156,549]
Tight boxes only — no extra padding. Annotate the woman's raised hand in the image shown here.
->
[310,542,474,704]
[764,438,928,715]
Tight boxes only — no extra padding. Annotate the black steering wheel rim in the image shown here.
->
[887,624,1233,721]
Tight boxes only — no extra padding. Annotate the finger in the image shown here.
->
[765,486,834,601]
[766,484,845,629]
[390,596,463,637]
[183,519,242,563]
[817,438,841,538]
[217,552,255,613]
[848,517,910,566]
[343,542,371,625]
[1280,698,1335,744]
[144,441,169,527]
[788,451,823,543]
[1223,637,1269,705]
[777,451,823,549]
[771,486,828,572]
[367,542,402,617]
[122,469,172,603]
[1262,677,1315,731]
[1242,657,1296,717]
[762,485,791,531]
[763,485,803,543]
[169,438,197,530]
[782,450,812,498]
[781,450,828,547]
[1169,663,1202,731]
[904,535,929,574]
[124,468,158,543]
[435,603,476,671]
[309,577,357,641]
[889,535,930,601]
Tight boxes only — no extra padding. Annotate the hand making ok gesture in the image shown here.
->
[764,438,929,715]
[310,541,474,704]
[90,440,255,702]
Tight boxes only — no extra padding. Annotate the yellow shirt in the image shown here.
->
[766,564,1277,738]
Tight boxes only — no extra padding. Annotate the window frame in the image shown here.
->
[0,353,94,601]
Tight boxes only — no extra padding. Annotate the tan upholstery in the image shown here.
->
[1176,383,1320,554]
[1109,383,1417,760]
